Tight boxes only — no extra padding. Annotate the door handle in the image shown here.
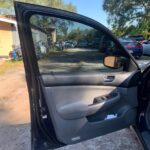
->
[104,76,115,82]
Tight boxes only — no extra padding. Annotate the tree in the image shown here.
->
[103,0,150,37]
[0,0,76,15]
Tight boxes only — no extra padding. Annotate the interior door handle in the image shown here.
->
[104,76,115,82]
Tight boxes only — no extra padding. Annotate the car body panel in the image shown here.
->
[143,40,150,55]
[119,38,143,58]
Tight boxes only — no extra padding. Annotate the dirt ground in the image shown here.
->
[0,64,143,150]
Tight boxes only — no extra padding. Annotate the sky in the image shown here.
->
[64,0,108,27]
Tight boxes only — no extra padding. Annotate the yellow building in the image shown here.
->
[0,16,20,58]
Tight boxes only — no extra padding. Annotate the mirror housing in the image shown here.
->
[103,56,123,69]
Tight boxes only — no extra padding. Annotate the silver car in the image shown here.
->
[142,40,150,55]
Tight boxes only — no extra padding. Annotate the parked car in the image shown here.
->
[142,40,150,55]
[128,34,145,43]
[88,38,100,48]
[15,2,150,150]
[119,38,143,58]
[77,40,88,48]
[64,41,76,48]
[55,41,65,50]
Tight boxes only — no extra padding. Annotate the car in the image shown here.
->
[55,42,64,50]
[119,38,143,58]
[128,34,145,43]
[88,38,100,48]
[64,41,76,48]
[142,40,150,55]
[15,2,150,150]
[77,40,88,48]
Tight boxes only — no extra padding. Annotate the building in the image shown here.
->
[31,24,48,47]
[31,24,56,50]
[0,15,57,58]
[0,16,20,58]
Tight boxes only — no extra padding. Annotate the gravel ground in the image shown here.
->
[0,124,30,150]
[0,64,144,150]
[57,128,143,150]
[0,124,143,150]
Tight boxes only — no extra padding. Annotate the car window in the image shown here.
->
[30,15,126,74]
[129,35,145,41]
[122,42,137,47]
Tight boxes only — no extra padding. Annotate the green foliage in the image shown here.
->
[0,0,76,15]
[67,28,101,42]
[67,28,83,41]
[103,0,150,37]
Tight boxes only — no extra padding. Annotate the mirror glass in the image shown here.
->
[104,56,123,69]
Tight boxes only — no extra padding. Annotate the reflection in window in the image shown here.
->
[30,15,120,73]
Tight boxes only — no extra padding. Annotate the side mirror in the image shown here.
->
[103,56,123,69]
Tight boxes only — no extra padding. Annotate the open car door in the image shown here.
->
[15,2,141,150]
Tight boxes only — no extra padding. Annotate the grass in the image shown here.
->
[0,60,23,75]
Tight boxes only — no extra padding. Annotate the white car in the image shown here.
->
[142,40,150,55]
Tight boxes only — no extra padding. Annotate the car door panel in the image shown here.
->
[14,2,140,149]
[39,71,139,144]
[40,71,140,87]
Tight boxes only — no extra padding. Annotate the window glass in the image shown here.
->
[30,15,123,73]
